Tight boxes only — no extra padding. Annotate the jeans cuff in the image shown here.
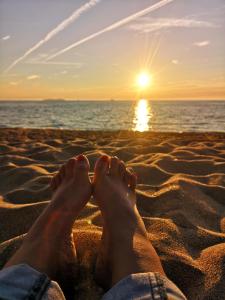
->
[102,272,186,300]
[0,264,50,299]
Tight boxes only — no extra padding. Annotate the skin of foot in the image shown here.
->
[4,154,92,297]
[93,155,166,288]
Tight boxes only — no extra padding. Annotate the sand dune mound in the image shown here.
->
[0,129,225,299]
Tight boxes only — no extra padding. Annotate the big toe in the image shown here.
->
[94,155,110,179]
[110,156,120,176]
[65,158,77,178]
[75,154,90,174]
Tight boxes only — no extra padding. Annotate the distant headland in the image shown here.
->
[42,99,66,102]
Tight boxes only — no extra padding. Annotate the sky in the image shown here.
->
[0,0,224,100]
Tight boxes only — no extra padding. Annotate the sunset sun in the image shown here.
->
[137,72,152,89]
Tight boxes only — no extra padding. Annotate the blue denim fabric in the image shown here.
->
[0,264,187,300]
[102,272,187,300]
[0,264,65,300]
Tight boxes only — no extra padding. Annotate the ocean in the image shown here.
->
[0,100,224,132]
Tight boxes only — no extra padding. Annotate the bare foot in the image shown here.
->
[94,155,165,288]
[4,154,92,297]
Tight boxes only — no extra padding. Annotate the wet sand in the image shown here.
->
[0,129,225,299]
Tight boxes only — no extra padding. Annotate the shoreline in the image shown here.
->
[1,127,225,139]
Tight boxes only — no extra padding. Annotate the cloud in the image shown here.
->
[27,75,40,80]
[9,81,19,86]
[194,40,210,47]
[4,0,101,73]
[172,59,179,64]
[128,18,217,33]
[2,35,11,41]
[25,59,84,68]
[47,0,176,61]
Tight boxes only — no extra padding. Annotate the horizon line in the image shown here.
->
[0,98,225,101]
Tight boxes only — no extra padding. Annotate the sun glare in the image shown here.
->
[137,72,152,89]
[133,99,152,132]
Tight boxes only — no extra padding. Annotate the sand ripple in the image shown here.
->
[0,129,225,299]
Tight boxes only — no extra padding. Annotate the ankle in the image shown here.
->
[106,208,147,237]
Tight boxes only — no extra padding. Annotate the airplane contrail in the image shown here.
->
[4,0,101,73]
[47,0,175,61]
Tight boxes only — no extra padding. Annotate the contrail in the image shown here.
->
[4,0,101,73]
[47,0,175,61]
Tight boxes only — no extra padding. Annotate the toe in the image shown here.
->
[124,167,134,186]
[59,165,66,181]
[55,173,61,187]
[119,161,126,179]
[94,155,110,178]
[75,154,90,173]
[124,169,130,186]
[50,176,56,190]
[65,158,77,178]
[125,168,137,191]
[129,173,137,191]
[110,156,120,176]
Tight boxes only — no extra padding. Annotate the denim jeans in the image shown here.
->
[0,264,187,300]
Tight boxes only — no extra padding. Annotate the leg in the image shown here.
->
[93,155,165,287]
[4,154,92,297]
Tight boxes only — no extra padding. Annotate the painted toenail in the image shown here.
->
[101,155,109,162]
[77,154,86,161]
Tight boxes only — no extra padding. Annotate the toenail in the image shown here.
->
[101,155,109,162]
[77,154,86,161]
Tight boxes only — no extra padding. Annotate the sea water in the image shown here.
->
[0,100,224,132]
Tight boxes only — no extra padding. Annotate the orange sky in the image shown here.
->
[0,0,225,100]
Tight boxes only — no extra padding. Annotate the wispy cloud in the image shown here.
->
[47,0,176,61]
[2,35,11,41]
[25,59,84,68]
[27,75,40,80]
[172,59,179,64]
[9,81,19,86]
[4,0,101,73]
[128,18,217,33]
[194,40,210,47]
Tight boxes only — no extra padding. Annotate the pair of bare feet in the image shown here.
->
[4,154,165,296]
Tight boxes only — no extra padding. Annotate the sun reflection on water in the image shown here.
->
[133,99,152,132]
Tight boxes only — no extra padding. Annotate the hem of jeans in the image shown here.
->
[148,272,168,300]
[25,272,51,300]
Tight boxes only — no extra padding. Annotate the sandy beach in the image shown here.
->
[0,128,225,299]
